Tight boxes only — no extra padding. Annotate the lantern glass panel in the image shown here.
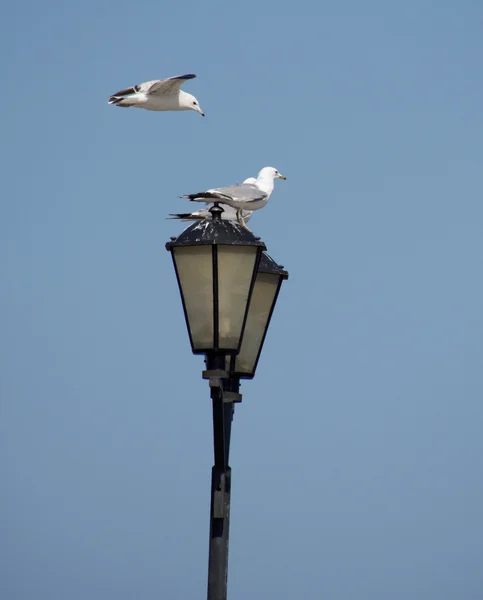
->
[173,246,213,350]
[217,245,259,351]
[235,273,279,375]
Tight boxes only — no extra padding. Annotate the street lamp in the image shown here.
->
[166,205,288,600]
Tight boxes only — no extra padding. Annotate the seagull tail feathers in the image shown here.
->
[167,213,203,221]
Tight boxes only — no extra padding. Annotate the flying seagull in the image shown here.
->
[180,168,286,228]
[108,74,204,115]
[170,178,256,224]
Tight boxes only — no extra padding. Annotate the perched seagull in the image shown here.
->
[180,168,286,228]
[108,74,204,115]
[169,178,256,225]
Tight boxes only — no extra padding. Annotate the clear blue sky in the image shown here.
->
[2,1,483,598]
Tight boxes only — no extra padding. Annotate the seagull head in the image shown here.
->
[254,167,286,197]
[183,92,205,116]
[257,167,287,182]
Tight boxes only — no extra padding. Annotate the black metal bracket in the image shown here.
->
[222,390,242,403]
[202,369,229,379]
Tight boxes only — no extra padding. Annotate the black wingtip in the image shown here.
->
[180,192,233,202]
[174,73,197,80]
[110,85,138,98]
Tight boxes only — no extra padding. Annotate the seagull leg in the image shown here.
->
[235,209,251,231]
[240,214,251,231]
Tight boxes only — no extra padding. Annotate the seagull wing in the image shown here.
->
[181,184,266,205]
[109,75,196,99]
[210,183,267,204]
[147,74,197,96]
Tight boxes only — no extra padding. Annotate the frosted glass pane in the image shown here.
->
[173,246,213,350]
[217,246,258,350]
[235,274,278,375]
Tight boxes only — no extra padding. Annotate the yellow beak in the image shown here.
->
[278,174,287,180]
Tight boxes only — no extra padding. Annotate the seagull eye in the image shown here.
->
[193,101,197,105]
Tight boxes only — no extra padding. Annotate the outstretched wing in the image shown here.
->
[109,74,196,99]
[147,74,197,95]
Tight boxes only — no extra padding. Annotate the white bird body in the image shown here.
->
[108,74,204,115]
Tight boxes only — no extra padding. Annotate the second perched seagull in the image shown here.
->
[180,168,286,228]
[108,74,204,115]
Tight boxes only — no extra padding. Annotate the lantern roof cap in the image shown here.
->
[166,204,266,250]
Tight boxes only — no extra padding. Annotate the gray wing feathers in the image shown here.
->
[148,74,197,94]
[212,183,266,203]
[109,74,196,101]
[181,183,266,205]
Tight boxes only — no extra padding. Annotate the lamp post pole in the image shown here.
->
[204,355,241,600]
